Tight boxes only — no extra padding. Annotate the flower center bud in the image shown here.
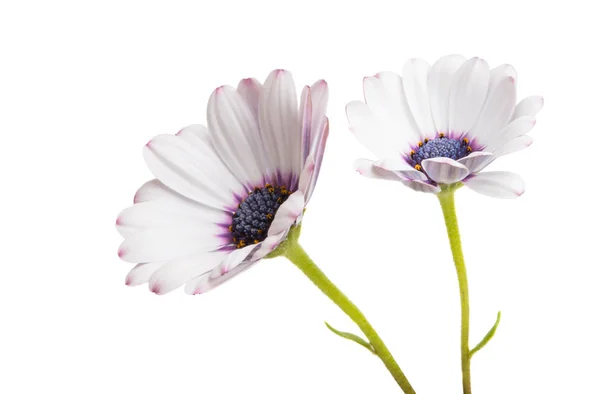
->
[229,185,291,248]
[409,135,472,171]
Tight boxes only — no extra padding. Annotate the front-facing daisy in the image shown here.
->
[116,70,329,295]
[347,55,543,197]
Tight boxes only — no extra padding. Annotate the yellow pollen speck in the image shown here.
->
[410,150,415,156]
[238,240,246,248]
[266,213,273,220]
[424,138,429,143]
[439,133,445,138]
[463,138,469,144]
[268,187,275,193]
[257,229,263,234]
[228,225,233,232]
[418,141,423,147]
[253,239,259,244]
[265,183,272,188]
[467,146,472,152]
[415,164,422,171]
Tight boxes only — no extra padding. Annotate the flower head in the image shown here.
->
[116,70,329,294]
[347,55,543,198]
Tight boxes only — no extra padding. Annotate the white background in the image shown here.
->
[1,0,598,393]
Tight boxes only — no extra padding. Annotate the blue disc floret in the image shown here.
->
[409,134,472,171]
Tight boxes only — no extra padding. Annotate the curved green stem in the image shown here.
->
[284,241,415,394]
[438,190,471,394]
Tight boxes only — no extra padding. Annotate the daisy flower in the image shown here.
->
[347,55,543,198]
[116,70,329,295]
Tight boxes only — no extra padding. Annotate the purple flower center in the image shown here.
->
[409,135,472,170]
[229,185,291,248]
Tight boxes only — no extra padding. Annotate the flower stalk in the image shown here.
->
[275,226,415,394]
[438,187,471,394]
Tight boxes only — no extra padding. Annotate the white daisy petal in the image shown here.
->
[403,58,436,138]
[462,171,525,199]
[211,244,258,279]
[306,120,329,203]
[208,86,265,185]
[457,151,495,173]
[355,158,403,181]
[399,178,441,194]
[259,70,301,180]
[300,85,313,163]
[469,66,516,146]
[428,54,466,133]
[125,262,165,286]
[363,76,413,151]
[143,134,241,209]
[346,101,396,158]
[118,226,226,264]
[491,116,536,150]
[493,135,533,157]
[148,252,226,295]
[251,232,288,261]
[268,191,305,236]
[188,261,257,295]
[448,57,490,134]
[176,124,213,149]
[116,200,228,238]
[298,156,315,195]
[512,95,544,120]
[375,71,422,142]
[133,179,172,203]
[237,78,262,122]
[374,156,428,181]
[309,80,329,147]
[421,157,470,184]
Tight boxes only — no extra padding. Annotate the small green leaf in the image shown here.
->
[324,322,376,354]
[470,311,501,358]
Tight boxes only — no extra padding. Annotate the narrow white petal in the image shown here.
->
[118,226,225,264]
[309,80,329,149]
[300,85,313,164]
[493,135,533,157]
[512,95,544,120]
[133,179,172,204]
[448,58,490,134]
[298,156,315,195]
[143,133,241,208]
[305,120,329,203]
[374,156,427,181]
[355,158,403,181]
[490,116,536,150]
[469,66,516,146]
[399,178,441,194]
[268,191,305,236]
[250,232,288,261]
[421,157,470,184]
[125,262,165,286]
[403,58,437,137]
[428,54,466,133]
[457,151,495,173]
[148,252,225,295]
[237,78,262,122]
[375,71,422,142]
[207,86,266,185]
[188,260,258,295]
[462,171,525,199]
[346,100,397,158]
[117,200,228,238]
[258,70,301,181]
[210,244,258,279]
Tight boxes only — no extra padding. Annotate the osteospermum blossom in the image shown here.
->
[116,70,329,294]
[347,55,543,198]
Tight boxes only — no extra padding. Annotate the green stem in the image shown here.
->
[285,241,415,394]
[438,190,471,394]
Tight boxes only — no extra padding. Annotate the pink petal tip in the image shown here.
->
[150,283,161,294]
[117,249,126,258]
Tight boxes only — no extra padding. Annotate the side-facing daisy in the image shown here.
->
[115,70,416,394]
[347,55,543,197]
[116,70,329,295]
